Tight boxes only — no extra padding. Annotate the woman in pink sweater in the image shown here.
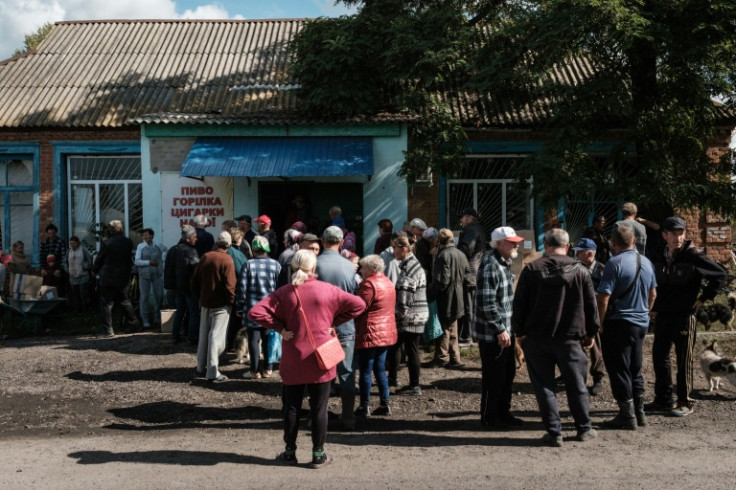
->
[248,250,365,469]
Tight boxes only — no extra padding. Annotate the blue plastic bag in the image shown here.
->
[266,329,282,364]
[422,301,443,342]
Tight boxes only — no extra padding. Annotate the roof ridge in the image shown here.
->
[54,18,308,26]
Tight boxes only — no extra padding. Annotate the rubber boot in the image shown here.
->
[340,394,356,431]
[634,395,647,427]
[603,399,637,430]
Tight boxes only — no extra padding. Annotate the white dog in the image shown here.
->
[700,340,736,392]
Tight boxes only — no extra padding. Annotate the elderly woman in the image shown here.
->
[248,250,365,468]
[388,235,429,396]
[354,254,397,417]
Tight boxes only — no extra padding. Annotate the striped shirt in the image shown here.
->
[236,255,281,329]
[473,249,515,342]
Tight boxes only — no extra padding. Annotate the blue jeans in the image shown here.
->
[173,291,200,342]
[247,327,273,373]
[357,347,389,406]
[336,333,356,395]
[138,273,163,327]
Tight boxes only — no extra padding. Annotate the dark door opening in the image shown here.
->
[258,182,364,255]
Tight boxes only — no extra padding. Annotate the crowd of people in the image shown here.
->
[1,199,728,466]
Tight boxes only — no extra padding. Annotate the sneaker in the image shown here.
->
[396,385,422,396]
[242,371,262,379]
[576,428,598,442]
[208,374,228,383]
[446,360,465,369]
[275,450,298,465]
[309,453,334,469]
[645,399,676,411]
[541,433,563,447]
[354,405,370,418]
[372,405,392,416]
[670,404,693,417]
[262,370,273,378]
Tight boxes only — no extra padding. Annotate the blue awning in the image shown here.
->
[180,137,373,177]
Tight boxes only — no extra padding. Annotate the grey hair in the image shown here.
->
[194,214,208,227]
[291,249,317,286]
[108,220,123,233]
[490,240,499,249]
[359,254,385,275]
[544,228,570,248]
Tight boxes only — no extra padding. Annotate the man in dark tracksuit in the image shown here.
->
[649,217,727,417]
[512,228,600,446]
[457,207,485,343]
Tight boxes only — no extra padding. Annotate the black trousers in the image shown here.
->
[523,336,591,435]
[282,381,331,451]
[458,288,476,341]
[601,319,647,402]
[388,331,421,387]
[100,283,138,332]
[478,338,516,423]
[652,314,696,405]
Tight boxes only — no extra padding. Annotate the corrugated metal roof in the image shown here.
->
[180,137,373,177]
[0,19,732,129]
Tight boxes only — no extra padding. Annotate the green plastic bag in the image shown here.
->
[422,301,443,342]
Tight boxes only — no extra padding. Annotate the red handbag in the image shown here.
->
[294,287,345,370]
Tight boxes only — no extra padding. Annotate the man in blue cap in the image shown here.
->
[573,237,606,395]
[649,216,727,417]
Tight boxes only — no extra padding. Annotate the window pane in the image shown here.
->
[8,159,33,186]
[506,183,531,230]
[128,183,143,247]
[70,184,97,251]
[448,182,473,230]
[99,184,126,228]
[477,182,503,231]
[69,156,141,180]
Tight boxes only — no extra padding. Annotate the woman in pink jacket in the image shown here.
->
[248,250,365,469]
[354,254,397,417]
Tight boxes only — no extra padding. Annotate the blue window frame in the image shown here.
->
[0,143,40,263]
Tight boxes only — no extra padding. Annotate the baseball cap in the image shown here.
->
[458,207,479,218]
[291,221,307,233]
[322,226,344,242]
[251,235,270,253]
[572,237,597,252]
[491,226,524,243]
[217,231,232,247]
[662,216,686,231]
[299,233,320,244]
[235,214,252,224]
[254,215,271,226]
[409,218,428,230]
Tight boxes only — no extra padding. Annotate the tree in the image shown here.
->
[290,1,736,214]
[13,22,54,57]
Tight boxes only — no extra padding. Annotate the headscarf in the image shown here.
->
[8,241,31,273]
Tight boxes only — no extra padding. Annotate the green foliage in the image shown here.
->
[12,22,53,57]
[291,1,736,212]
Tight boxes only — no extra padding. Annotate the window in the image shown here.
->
[0,157,37,252]
[67,156,143,251]
[446,156,533,233]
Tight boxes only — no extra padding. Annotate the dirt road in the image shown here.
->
[2,332,736,489]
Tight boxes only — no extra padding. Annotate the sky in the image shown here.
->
[0,0,357,60]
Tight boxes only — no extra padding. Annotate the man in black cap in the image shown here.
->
[457,207,485,343]
[236,215,256,247]
[649,216,727,417]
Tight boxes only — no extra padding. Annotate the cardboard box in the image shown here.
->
[38,286,59,300]
[160,309,176,333]
[11,273,44,300]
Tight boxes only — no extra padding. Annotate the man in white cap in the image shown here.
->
[473,226,525,430]
[190,231,237,382]
[409,218,432,275]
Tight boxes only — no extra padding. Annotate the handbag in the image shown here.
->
[294,286,345,370]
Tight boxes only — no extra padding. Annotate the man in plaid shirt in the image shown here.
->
[473,226,525,430]
[236,235,282,379]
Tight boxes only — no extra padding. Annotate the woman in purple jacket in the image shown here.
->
[248,250,365,469]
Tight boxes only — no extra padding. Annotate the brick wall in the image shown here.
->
[0,128,140,237]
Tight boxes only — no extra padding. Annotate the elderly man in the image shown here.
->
[512,229,600,446]
[649,217,727,417]
[236,214,257,246]
[582,215,611,264]
[193,214,215,257]
[409,218,433,275]
[613,202,647,255]
[597,226,657,429]
[93,220,139,337]
[254,215,279,260]
[277,233,320,287]
[427,228,471,369]
[457,207,486,344]
[191,231,236,382]
[134,228,167,330]
[572,237,607,395]
[474,227,525,430]
[316,225,359,429]
[164,225,200,344]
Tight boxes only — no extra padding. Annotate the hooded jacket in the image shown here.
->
[512,254,599,340]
